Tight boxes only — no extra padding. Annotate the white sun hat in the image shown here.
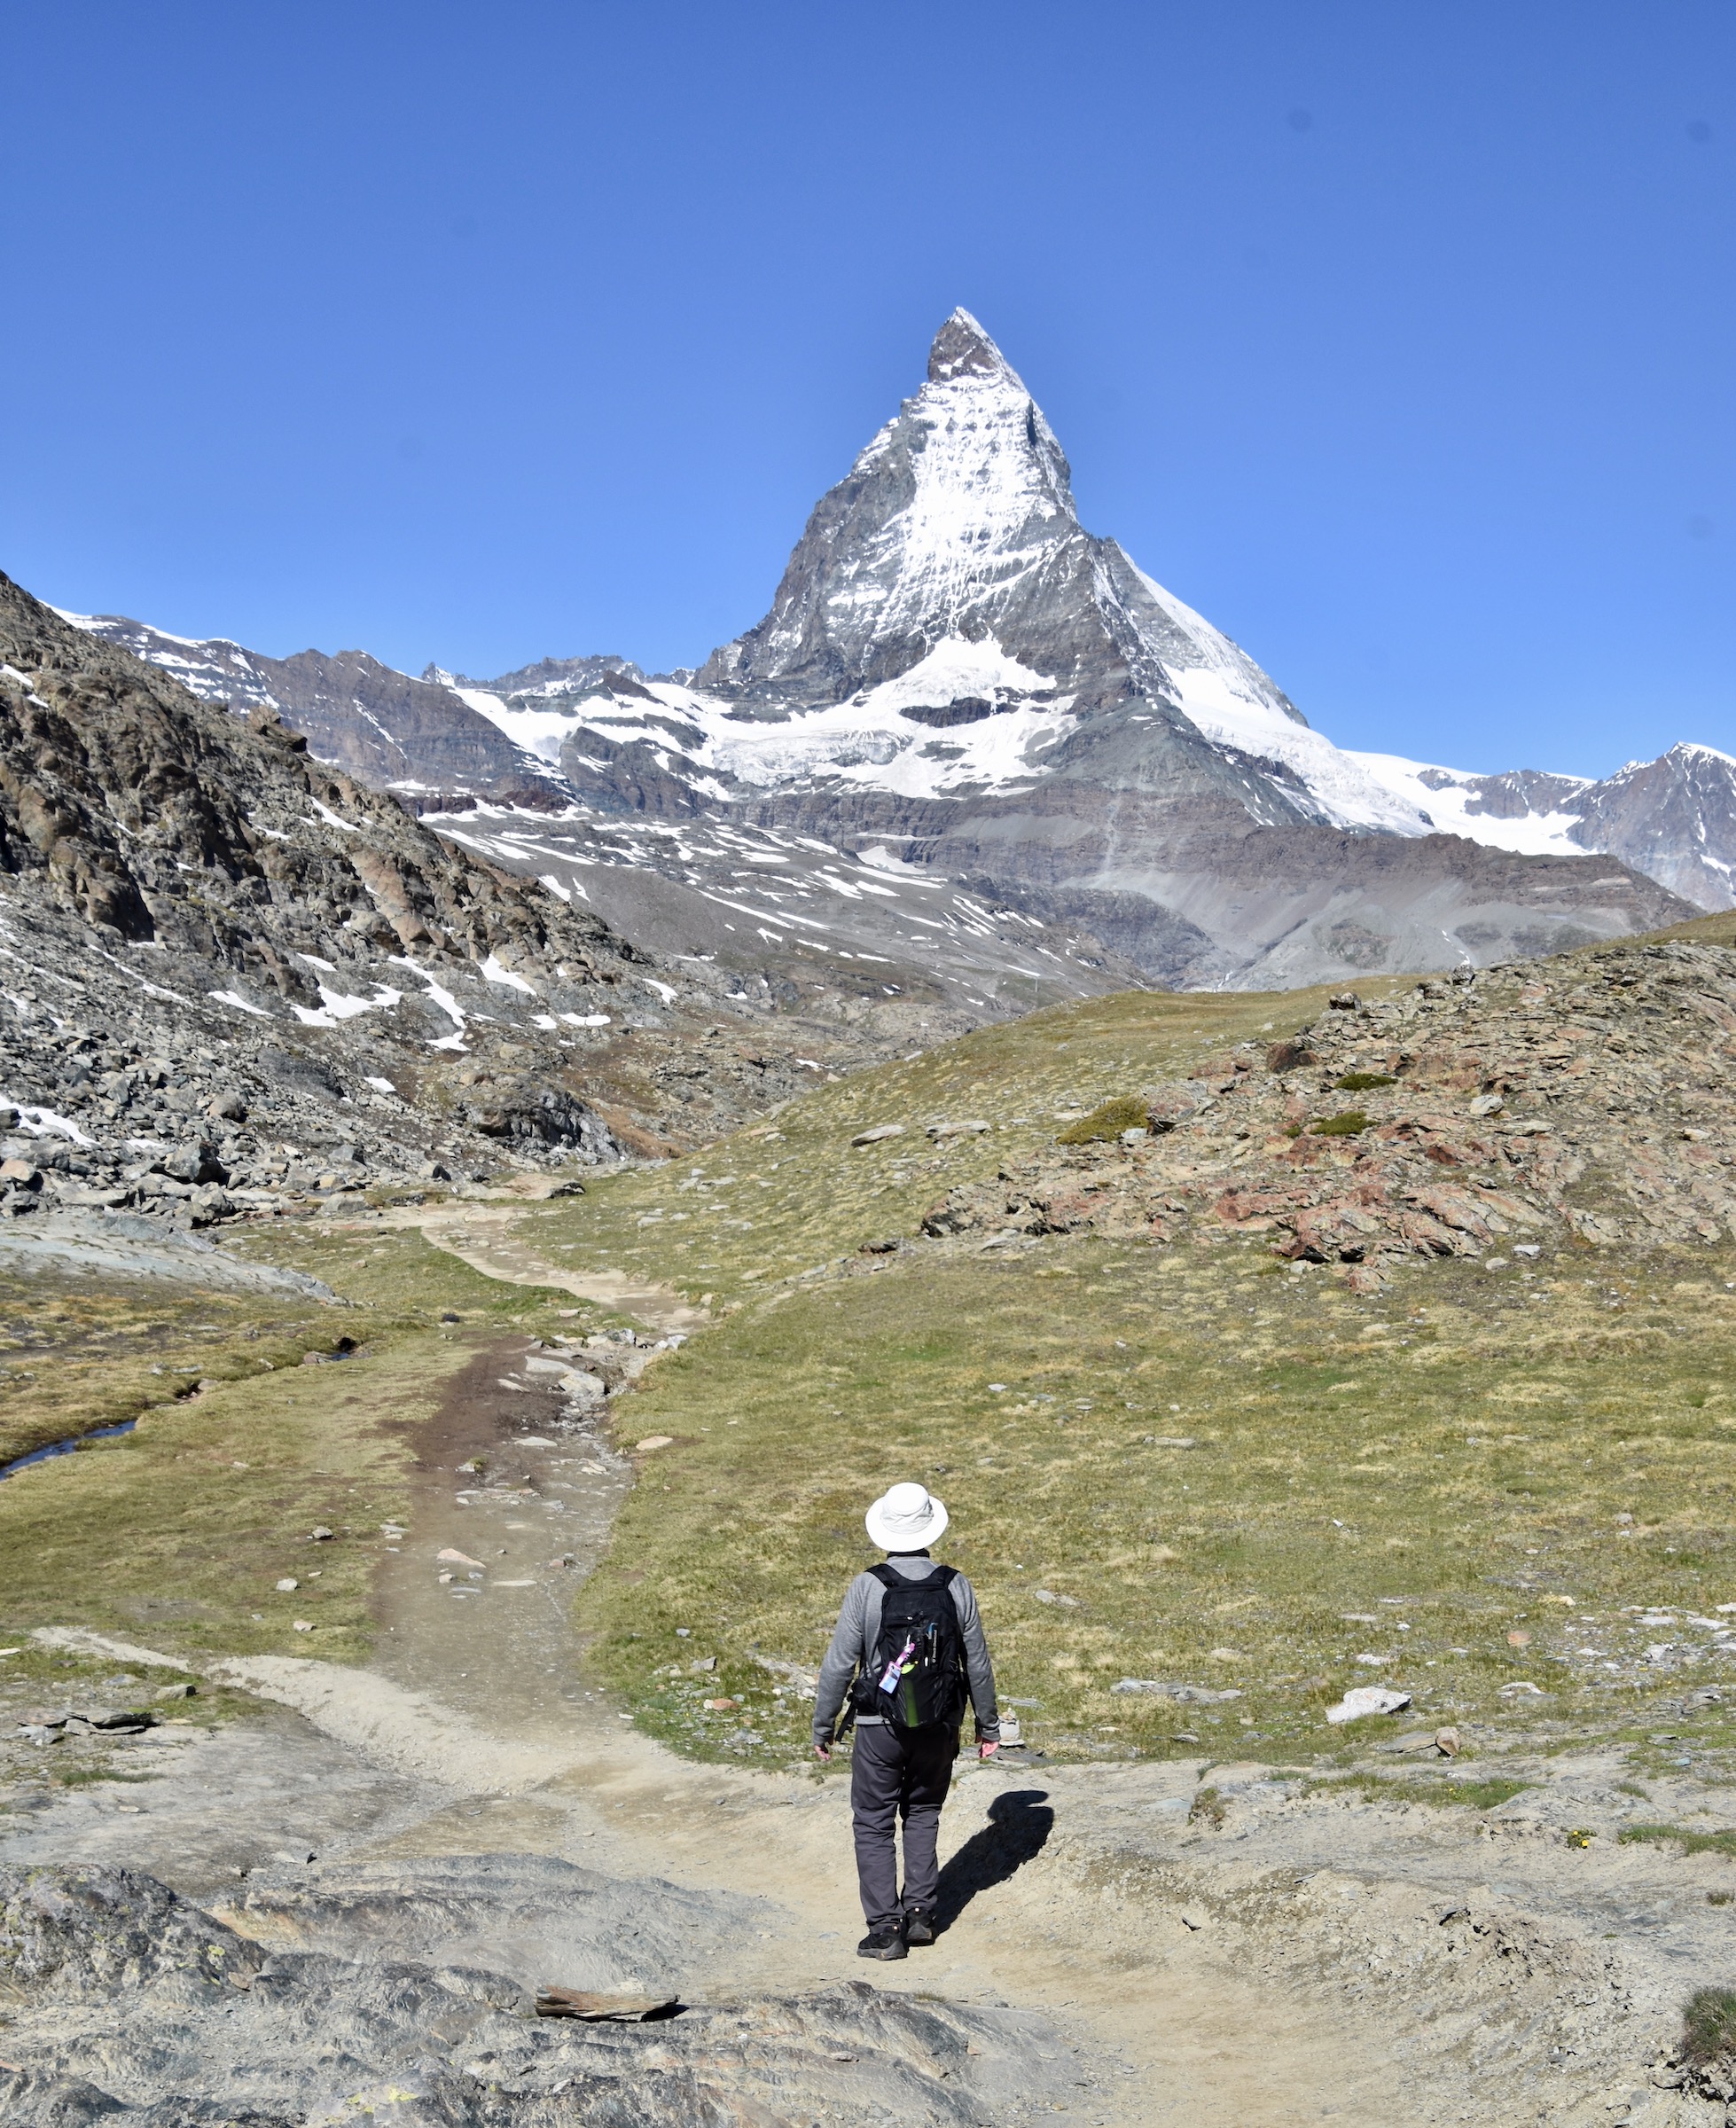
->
[864,1481,949,1552]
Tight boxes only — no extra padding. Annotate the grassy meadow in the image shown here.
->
[0,1228,592,1662]
[528,971,1736,1772]
[514,979,1364,1305]
[573,1228,1736,1770]
[2,954,1734,1799]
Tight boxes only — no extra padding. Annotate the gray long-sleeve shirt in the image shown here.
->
[812,1553,999,1745]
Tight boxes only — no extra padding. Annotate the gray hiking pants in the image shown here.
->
[849,1721,957,1929]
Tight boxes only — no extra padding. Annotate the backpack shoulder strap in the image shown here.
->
[931,1564,958,1589]
[866,1561,902,1591]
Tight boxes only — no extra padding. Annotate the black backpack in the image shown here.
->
[852,1563,967,1729]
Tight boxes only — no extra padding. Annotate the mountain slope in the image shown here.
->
[0,571,895,1226]
[61,614,1161,1032]
[1354,742,1736,912]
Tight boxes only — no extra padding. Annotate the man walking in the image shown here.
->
[812,1481,1000,1960]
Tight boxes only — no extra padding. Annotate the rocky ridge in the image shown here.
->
[63,612,568,812]
[0,574,891,1247]
[918,932,1736,1288]
[1354,741,1736,913]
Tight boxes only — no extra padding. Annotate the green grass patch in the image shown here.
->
[1619,1824,1736,1859]
[0,1218,596,1665]
[1334,1073,1396,1092]
[1683,1986,1736,2066]
[1310,1111,1371,1137]
[1440,1776,1532,1810]
[0,1275,334,1468]
[1057,1097,1151,1146]
[1188,1785,1227,1827]
[50,1763,160,1788]
[1310,1772,1530,1810]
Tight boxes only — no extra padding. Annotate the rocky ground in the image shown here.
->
[918,935,1736,1288]
[2,1608,1733,2128]
[0,1856,1074,2126]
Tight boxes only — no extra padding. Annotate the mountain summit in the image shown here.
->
[63,311,1703,987]
[694,309,1424,839]
[926,305,1013,382]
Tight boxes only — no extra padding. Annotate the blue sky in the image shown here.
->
[2,3,1731,778]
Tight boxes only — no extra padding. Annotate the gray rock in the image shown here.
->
[0,1861,1073,2125]
[1109,1680,1244,1705]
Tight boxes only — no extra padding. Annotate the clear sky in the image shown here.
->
[2,3,1731,778]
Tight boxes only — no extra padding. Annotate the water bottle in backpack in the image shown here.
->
[854,1563,967,1729]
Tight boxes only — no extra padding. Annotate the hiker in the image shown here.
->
[812,1481,1001,1960]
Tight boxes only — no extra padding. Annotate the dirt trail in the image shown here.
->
[382,1200,708,1334]
[25,1249,1723,2124]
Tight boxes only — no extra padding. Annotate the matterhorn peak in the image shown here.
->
[693,307,1423,843]
[927,307,1019,386]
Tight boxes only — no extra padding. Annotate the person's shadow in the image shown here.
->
[932,1789,1053,1933]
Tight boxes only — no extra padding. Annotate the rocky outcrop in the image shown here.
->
[0,574,890,1216]
[1,578,609,976]
[918,933,1736,1287]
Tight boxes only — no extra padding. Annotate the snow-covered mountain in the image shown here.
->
[64,310,1710,985]
[679,307,1428,836]
[1354,743,1736,912]
[435,310,1687,982]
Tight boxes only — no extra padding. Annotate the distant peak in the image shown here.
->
[927,307,1017,385]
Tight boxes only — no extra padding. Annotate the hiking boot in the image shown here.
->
[856,1924,907,1960]
[903,1907,935,1947]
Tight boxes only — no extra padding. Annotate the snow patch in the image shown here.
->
[390,958,468,1048]
[291,982,403,1029]
[208,989,271,1019]
[1349,752,1591,857]
[454,685,583,764]
[2,1101,93,1145]
[1147,624,1431,834]
[480,953,536,996]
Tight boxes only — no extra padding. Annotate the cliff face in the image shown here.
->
[0,574,618,984]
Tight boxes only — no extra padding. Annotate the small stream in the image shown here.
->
[0,1419,138,1482]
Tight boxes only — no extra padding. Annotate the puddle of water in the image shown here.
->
[1,1419,138,1482]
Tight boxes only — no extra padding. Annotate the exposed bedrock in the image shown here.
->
[0,1860,1071,2126]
